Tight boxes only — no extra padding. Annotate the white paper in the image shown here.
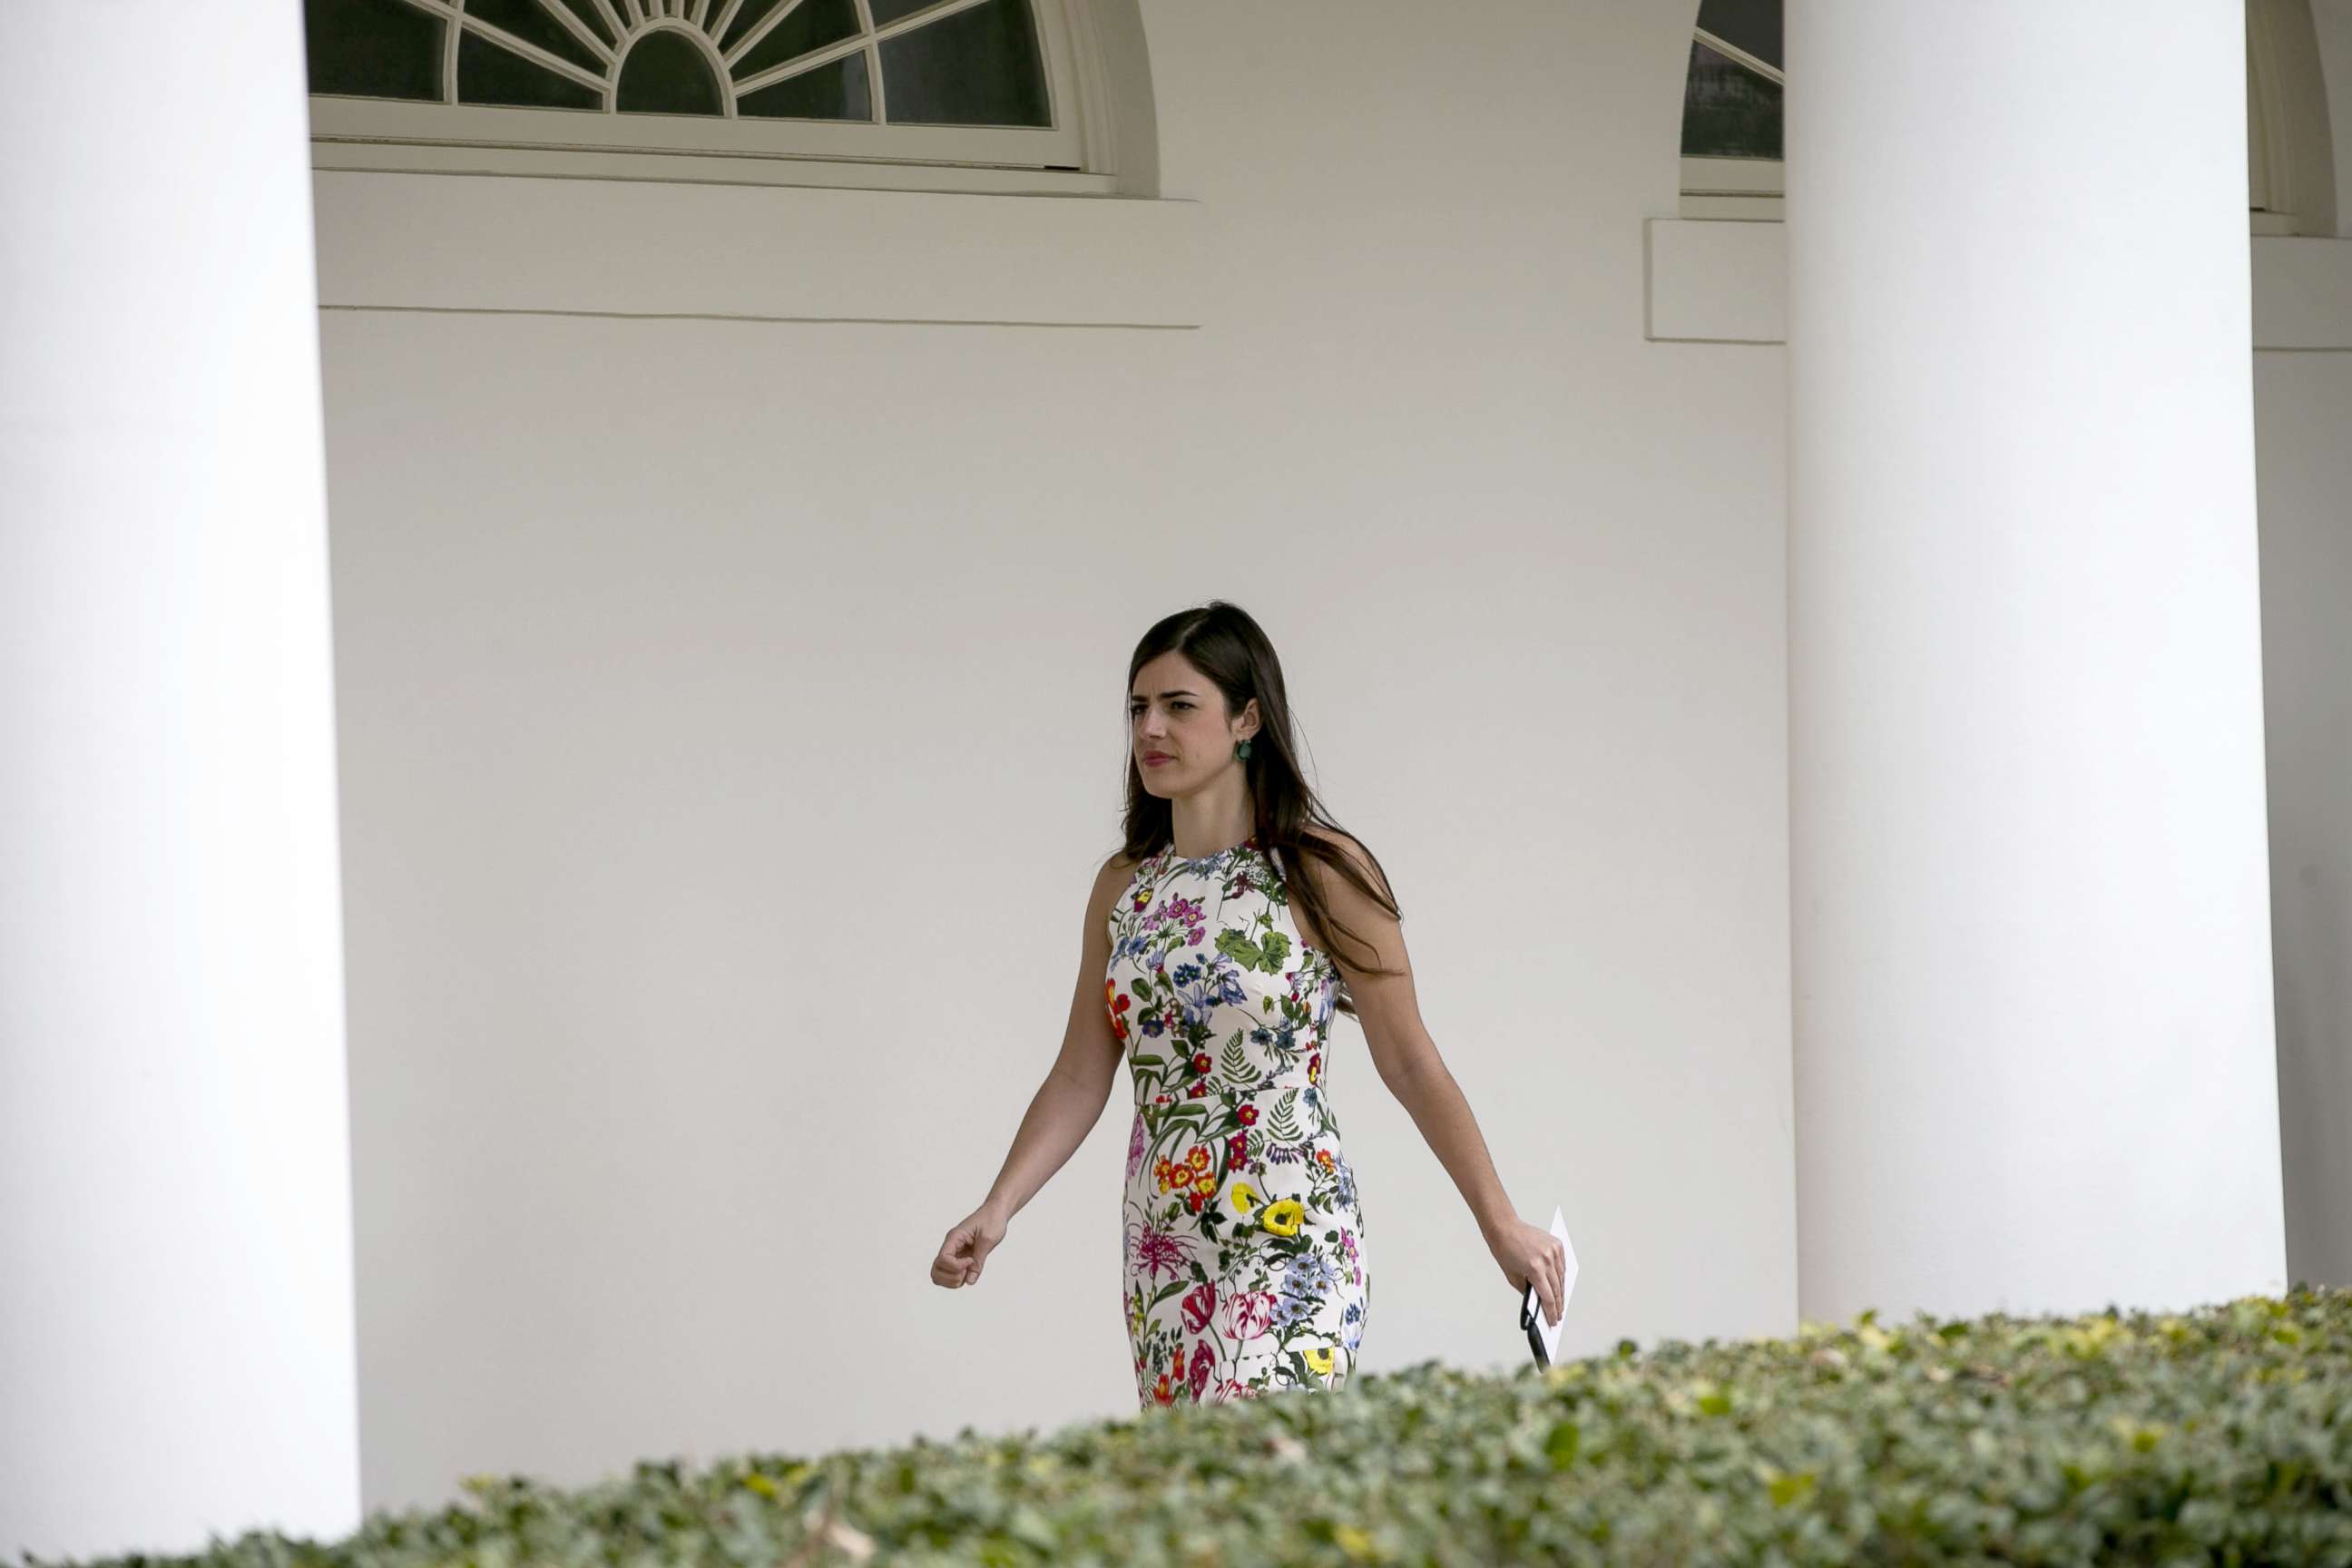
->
[1521,1204,1579,1366]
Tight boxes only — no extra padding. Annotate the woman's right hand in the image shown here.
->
[932,1204,1007,1289]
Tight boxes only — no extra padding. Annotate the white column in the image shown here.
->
[1785,1,2288,1325]
[0,5,360,1561]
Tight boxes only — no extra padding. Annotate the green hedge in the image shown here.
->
[22,1286,2352,1568]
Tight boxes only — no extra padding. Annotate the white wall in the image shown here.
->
[2258,342,2352,1292]
[317,0,1794,1517]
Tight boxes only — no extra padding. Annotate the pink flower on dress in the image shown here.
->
[1222,1289,1276,1340]
[1187,1338,1217,1400]
[1127,1219,1195,1286]
[1127,1111,1148,1181]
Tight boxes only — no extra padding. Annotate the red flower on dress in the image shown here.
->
[1187,1338,1217,1400]
[1181,1280,1218,1332]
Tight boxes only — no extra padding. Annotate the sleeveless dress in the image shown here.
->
[1107,835,1370,1408]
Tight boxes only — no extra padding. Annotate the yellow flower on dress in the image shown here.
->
[1259,1198,1304,1236]
[1230,1181,1262,1215]
[1303,1346,1336,1376]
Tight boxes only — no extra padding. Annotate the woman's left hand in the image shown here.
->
[1485,1215,1567,1328]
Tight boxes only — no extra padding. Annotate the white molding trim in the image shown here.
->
[309,140,1116,194]
[310,168,1200,328]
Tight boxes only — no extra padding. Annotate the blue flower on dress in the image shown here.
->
[1271,1251,1341,1330]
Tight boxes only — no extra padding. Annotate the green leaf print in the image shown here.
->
[1218,1036,1252,1082]
[1267,1089,1304,1142]
[1211,928,1263,970]
[1212,924,1296,975]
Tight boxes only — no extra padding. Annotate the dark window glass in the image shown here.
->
[734,0,861,81]
[716,0,787,52]
[617,29,725,114]
[1694,0,1780,72]
[558,0,622,50]
[304,0,441,100]
[464,0,607,75]
[738,51,872,121]
[867,0,941,24]
[1681,37,1780,159]
[879,0,1046,126]
[458,28,603,109]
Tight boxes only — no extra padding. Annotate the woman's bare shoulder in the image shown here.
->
[1298,827,1390,897]
[1093,847,1152,912]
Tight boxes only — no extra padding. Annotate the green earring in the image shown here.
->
[1235,739,1252,760]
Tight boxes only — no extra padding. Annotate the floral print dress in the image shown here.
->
[1109,835,1369,1408]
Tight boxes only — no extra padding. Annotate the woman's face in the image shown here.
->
[1129,652,1253,793]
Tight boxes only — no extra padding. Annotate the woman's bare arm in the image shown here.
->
[934,856,1132,1289]
[1300,832,1570,1325]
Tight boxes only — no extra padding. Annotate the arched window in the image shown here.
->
[306,0,1124,191]
[1674,0,2335,235]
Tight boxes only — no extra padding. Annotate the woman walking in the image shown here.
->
[932,602,1568,1409]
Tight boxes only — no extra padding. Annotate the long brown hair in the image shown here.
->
[1116,602,1403,1019]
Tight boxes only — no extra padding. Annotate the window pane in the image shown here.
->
[617,29,725,114]
[560,0,622,50]
[1694,0,1780,73]
[466,0,607,75]
[867,0,942,24]
[880,0,1047,127]
[738,51,872,121]
[734,0,862,81]
[304,0,441,100]
[458,27,604,109]
[717,0,788,52]
[1681,37,1780,159]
